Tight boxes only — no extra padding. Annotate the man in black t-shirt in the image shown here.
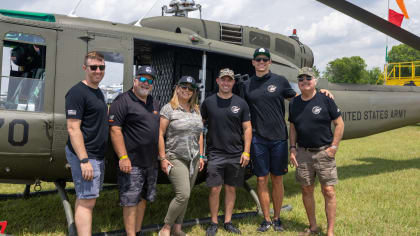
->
[243,48,333,232]
[65,51,108,235]
[109,66,160,236]
[288,67,344,236]
[201,68,252,236]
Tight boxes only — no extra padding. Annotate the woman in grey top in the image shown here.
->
[158,76,205,236]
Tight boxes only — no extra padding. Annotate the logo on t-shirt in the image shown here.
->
[312,106,322,115]
[337,108,340,112]
[109,114,115,122]
[267,85,277,93]
[67,110,77,116]
[231,106,240,113]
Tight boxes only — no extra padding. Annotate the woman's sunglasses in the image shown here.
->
[179,84,195,92]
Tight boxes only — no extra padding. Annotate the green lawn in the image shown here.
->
[1,125,419,236]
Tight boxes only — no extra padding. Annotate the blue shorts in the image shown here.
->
[251,135,289,177]
[65,145,105,199]
[118,166,158,206]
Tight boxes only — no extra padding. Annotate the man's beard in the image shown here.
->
[137,87,150,97]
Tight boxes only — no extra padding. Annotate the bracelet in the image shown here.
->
[330,145,338,150]
[119,155,128,160]
[242,152,250,157]
[200,155,205,159]
[289,145,296,150]
[158,156,167,161]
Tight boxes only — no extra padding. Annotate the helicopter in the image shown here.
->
[0,0,420,234]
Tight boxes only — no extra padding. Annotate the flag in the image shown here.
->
[388,9,404,27]
[396,0,409,19]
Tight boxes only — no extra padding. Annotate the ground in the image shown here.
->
[1,125,419,235]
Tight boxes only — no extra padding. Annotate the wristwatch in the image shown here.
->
[158,156,167,161]
[80,158,89,164]
[330,145,338,150]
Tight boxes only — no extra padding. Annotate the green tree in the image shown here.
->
[387,44,420,77]
[312,65,321,78]
[387,44,420,63]
[324,56,383,85]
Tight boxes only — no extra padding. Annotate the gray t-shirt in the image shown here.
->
[160,103,203,162]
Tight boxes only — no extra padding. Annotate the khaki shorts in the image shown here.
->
[295,147,338,186]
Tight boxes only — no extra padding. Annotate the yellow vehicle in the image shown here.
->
[384,61,420,86]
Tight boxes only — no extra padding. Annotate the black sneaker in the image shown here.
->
[273,218,284,232]
[206,222,218,236]
[224,222,241,234]
[135,231,144,236]
[256,220,272,232]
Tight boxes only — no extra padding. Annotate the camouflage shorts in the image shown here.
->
[118,166,158,206]
[295,147,338,186]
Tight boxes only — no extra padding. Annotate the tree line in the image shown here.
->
[317,44,420,85]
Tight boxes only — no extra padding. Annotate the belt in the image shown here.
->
[299,145,330,152]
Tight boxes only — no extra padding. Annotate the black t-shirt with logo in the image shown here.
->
[288,92,341,148]
[65,81,109,159]
[201,94,251,156]
[242,71,296,141]
[109,89,160,168]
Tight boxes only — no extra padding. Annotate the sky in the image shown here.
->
[1,0,419,74]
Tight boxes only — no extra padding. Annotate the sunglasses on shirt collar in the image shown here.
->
[87,65,105,71]
[137,76,154,85]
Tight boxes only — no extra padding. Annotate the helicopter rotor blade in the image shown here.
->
[315,0,420,51]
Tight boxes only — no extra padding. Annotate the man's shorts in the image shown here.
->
[206,152,245,187]
[65,145,105,199]
[118,166,158,207]
[295,147,338,186]
[251,135,288,177]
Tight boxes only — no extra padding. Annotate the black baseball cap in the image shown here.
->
[253,48,271,59]
[135,66,157,79]
[177,76,197,88]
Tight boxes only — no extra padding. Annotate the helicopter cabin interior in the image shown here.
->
[132,38,254,107]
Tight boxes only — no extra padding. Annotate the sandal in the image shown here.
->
[298,227,321,236]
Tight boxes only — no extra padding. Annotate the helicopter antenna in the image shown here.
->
[68,0,83,17]
[134,0,161,26]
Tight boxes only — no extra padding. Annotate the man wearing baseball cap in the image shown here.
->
[242,48,332,232]
[109,65,160,236]
[289,67,344,236]
[201,68,252,236]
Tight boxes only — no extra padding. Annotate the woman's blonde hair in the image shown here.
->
[169,85,200,113]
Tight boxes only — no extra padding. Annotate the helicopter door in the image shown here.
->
[87,33,133,101]
[0,22,56,181]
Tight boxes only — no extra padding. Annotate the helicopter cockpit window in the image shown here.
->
[249,31,270,48]
[275,38,295,59]
[1,32,46,112]
[98,51,124,104]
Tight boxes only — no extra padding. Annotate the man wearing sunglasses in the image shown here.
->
[65,51,108,236]
[243,48,332,232]
[109,66,160,236]
[201,68,252,236]
[288,67,344,236]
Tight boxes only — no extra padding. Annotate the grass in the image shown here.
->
[1,125,420,235]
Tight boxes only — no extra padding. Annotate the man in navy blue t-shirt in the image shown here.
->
[65,51,108,235]
[289,67,344,236]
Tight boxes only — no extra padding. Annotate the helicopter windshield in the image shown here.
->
[1,32,46,112]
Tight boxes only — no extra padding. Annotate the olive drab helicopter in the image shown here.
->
[0,0,420,234]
